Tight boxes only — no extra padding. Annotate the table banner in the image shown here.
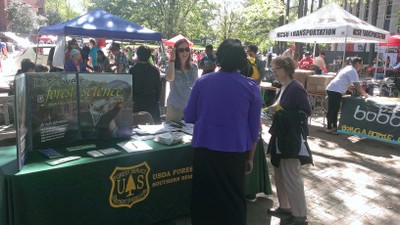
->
[338,97,400,145]
[7,143,193,225]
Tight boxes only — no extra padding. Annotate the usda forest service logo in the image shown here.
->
[37,95,44,104]
[109,162,150,208]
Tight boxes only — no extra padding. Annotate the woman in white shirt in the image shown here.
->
[325,57,368,133]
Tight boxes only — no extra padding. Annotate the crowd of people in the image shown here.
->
[281,44,328,74]
[52,38,309,224]
[12,37,371,225]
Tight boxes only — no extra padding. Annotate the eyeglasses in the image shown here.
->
[271,67,282,72]
[177,47,190,53]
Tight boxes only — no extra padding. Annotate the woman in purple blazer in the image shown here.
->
[184,39,262,225]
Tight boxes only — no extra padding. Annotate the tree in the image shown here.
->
[214,0,283,52]
[215,1,241,41]
[185,2,219,46]
[5,0,37,34]
[85,0,216,40]
[44,0,80,23]
[125,175,136,197]
[398,8,400,33]
[44,10,64,26]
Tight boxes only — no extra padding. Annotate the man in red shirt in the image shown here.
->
[298,52,314,70]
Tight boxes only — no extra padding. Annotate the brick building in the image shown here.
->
[344,0,400,34]
[0,0,45,31]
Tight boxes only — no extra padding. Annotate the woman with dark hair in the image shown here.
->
[129,45,162,124]
[267,56,312,225]
[184,39,262,225]
[325,57,368,133]
[165,38,198,122]
[96,50,110,72]
[81,46,93,72]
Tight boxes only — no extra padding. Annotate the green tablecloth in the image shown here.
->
[245,138,273,196]
[1,139,193,225]
[0,138,272,225]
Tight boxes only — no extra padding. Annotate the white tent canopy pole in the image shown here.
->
[342,35,348,68]
[313,41,316,58]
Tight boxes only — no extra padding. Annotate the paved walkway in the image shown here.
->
[162,117,400,225]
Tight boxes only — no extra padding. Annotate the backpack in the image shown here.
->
[247,57,260,81]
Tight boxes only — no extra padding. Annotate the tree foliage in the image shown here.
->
[84,0,217,42]
[44,10,64,26]
[44,0,80,24]
[213,0,283,52]
[5,0,37,34]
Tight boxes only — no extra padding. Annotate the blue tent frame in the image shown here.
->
[38,10,162,41]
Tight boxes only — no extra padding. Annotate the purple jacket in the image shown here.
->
[270,80,312,137]
[278,80,311,114]
[64,60,87,73]
[184,71,262,153]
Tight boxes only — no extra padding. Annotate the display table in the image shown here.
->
[338,96,400,145]
[260,82,278,107]
[0,139,193,225]
[1,138,272,225]
[260,82,277,91]
[294,69,314,88]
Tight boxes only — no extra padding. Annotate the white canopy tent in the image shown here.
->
[269,3,390,44]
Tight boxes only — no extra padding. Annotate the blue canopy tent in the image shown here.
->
[38,9,164,69]
[38,9,162,41]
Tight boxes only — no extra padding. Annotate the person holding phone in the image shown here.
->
[165,38,198,122]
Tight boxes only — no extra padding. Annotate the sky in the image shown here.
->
[69,0,84,14]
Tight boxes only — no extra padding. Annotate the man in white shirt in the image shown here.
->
[325,57,368,133]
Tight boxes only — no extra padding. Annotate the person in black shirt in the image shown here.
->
[198,45,217,75]
[129,45,162,124]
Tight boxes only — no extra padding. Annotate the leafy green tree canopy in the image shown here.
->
[5,0,37,34]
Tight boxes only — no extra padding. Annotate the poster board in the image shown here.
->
[375,45,399,69]
[338,96,400,145]
[15,72,133,169]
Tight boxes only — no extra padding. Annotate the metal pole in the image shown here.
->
[374,45,379,78]
[383,41,389,77]
[341,36,348,68]
[313,41,316,58]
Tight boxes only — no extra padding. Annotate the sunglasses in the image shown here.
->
[177,47,190,53]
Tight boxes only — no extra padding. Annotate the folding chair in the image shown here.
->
[132,111,154,127]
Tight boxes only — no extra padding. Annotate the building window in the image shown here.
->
[384,0,392,30]
[385,0,392,18]
[364,0,370,21]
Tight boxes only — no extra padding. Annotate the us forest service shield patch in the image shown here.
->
[109,162,151,208]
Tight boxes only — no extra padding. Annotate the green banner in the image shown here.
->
[6,141,192,225]
[338,97,400,145]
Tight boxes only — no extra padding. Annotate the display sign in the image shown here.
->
[15,74,29,170]
[338,97,400,145]
[14,72,133,169]
[78,74,133,139]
